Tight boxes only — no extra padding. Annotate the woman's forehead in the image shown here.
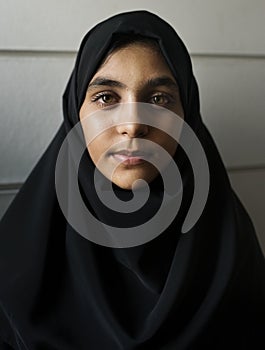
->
[90,43,177,86]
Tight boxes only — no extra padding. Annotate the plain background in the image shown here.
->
[0,0,264,253]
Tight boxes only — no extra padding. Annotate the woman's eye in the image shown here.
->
[101,94,114,104]
[91,92,118,106]
[151,94,169,105]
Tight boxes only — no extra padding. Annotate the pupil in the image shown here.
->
[103,95,111,103]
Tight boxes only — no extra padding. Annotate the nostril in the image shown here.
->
[118,123,149,138]
[137,129,148,138]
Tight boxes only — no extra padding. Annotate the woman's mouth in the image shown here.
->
[110,150,149,165]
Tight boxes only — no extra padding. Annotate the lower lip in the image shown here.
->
[112,154,146,165]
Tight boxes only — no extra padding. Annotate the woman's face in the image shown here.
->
[79,43,184,189]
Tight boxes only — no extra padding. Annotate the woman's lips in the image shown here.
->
[110,150,149,165]
[111,153,146,165]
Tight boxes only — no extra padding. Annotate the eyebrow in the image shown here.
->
[146,76,179,90]
[86,76,179,92]
[87,77,126,91]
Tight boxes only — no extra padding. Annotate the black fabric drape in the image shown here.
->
[0,10,265,350]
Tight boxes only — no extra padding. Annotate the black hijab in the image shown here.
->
[0,10,265,350]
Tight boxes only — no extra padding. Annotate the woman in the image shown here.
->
[0,10,264,350]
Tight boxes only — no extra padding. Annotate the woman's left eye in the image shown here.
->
[150,94,170,105]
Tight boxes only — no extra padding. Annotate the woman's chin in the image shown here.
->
[110,171,158,190]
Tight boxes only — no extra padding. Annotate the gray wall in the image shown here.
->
[0,0,264,253]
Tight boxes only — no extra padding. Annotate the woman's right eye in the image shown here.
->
[91,92,118,107]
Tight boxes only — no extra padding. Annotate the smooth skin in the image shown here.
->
[79,43,184,189]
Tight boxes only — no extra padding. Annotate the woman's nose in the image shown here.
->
[115,103,149,138]
[116,122,149,138]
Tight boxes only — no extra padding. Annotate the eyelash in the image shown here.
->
[91,91,174,108]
